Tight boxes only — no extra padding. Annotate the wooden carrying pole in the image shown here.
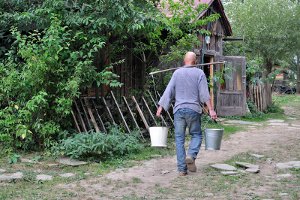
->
[149,62,225,75]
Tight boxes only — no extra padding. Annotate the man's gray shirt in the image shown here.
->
[158,66,210,114]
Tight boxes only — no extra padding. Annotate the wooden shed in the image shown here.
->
[196,0,247,116]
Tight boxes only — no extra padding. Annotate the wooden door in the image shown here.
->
[216,56,247,116]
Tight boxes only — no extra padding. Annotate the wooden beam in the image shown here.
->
[91,99,107,133]
[71,109,81,132]
[122,96,141,132]
[84,98,100,132]
[149,62,225,75]
[146,91,169,127]
[110,91,131,133]
[74,101,87,132]
[79,98,92,130]
[209,57,215,109]
[142,96,158,126]
[132,96,149,130]
[102,97,116,124]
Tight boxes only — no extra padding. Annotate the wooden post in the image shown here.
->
[102,97,116,124]
[79,98,92,130]
[91,99,107,133]
[209,57,215,109]
[146,91,169,126]
[74,101,87,132]
[132,96,149,130]
[71,110,81,132]
[84,98,100,132]
[142,96,158,126]
[110,91,131,133]
[122,96,141,132]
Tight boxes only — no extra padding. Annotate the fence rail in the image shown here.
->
[249,83,272,112]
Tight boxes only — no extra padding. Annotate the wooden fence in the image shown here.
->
[249,83,272,112]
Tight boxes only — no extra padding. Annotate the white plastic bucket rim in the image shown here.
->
[149,126,168,147]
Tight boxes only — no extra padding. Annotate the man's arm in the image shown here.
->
[198,72,217,120]
[205,99,217,120]
[156,73,176,117]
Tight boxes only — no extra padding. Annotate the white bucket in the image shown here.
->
[149,127,168,147]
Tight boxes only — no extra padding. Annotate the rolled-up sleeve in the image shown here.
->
[158,73,176,111]
[198,72,210,103]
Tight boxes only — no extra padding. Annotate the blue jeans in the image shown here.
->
[174,108,202,172]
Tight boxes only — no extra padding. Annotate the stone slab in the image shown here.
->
[245,168,260,173]
[276,174,292,179]
[0,172,23,181]
[20,158,35,163]
[59,173,75,178]
[269,122,289,126]
[267,119,285,123]
[276,161,300,169]
[235,162,259,169]
[36,174,53,181]
[58,158,88,166]
[0,169,6,173]
[250,154,265,159]
[211,164,237,171]
[224,120,258,125]
[221,171,239,175]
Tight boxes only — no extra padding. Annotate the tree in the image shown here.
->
[225,0,300,81]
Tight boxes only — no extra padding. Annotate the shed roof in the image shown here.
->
[197,0,232,36]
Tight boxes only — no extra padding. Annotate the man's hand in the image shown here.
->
[156,106,163,117]
[209,109,217,120]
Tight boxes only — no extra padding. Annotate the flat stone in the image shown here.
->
[235,162,259,169]
[276,174,292,179]
[267,119,284,123]
[150,154,162,158]
[0,169,6,173]
[279,193,289,196]
[269,122,288,126]
[211,164,237,171]
[20,158,35,163]
[221,171,239,175]
[245,168,260,173]
[204,193,214,197]
[290,124,300,127]
[36,174,53,181]
[276,161,300,169]
[59,173,75,178]
[224,120,258,125]
[0,172,23,181]
[58,158,87,166]
[250,154,265,159]
[47,163,59,167]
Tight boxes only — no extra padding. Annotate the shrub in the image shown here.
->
[53,126,144,160]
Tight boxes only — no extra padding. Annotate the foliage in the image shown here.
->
[52,126,144,160]
[225,0,300,78]
[0,16,118,150]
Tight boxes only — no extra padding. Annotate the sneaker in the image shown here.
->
[186,156,197,172]
[178,171,188,176]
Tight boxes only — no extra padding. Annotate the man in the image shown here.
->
[156,52,217,176]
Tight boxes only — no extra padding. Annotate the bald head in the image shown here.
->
[184,52,196,65]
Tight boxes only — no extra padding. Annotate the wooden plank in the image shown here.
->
[110,91,131,133]
[147,90,172,126]
[71,109,81,132]
[132,96,149,130]
[102,97,116,124]
[122,96,141,132]
[80,98,92,130]
[209,57,214,109]
[74,101,87,132]
[142,96,158,126]
[91,99,107,133]
[84,98,100,132]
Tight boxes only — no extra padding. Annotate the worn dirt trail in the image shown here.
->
[59,105,300,199]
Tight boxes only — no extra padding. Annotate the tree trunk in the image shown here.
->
[297,55,300,94]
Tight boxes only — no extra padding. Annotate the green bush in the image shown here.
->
[53,126,144,160]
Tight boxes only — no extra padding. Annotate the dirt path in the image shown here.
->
[59,108,300,199]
